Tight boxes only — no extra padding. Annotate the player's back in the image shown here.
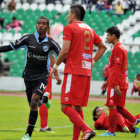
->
[64,21,101,77]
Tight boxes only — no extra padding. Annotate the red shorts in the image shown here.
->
[105,87,127,107]
[44,75,52,99]
[61,74,91,106]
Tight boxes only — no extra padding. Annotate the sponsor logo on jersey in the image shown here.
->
[43,45,49,52]
[64,97,69,102]
[82,53,92,60]
[28,52,46,61]
[82,61,91,70]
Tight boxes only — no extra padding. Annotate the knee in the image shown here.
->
[61,104,66,112]
[30,100,38,110]
[61,104,71,112]
[73,106,82,111]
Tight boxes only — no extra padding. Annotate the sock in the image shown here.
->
[39,103,48,129]
[117,107,136,124]
[26,110,38,137]
[108,108,118,133]
[116,113,125,128]
[73,110,84,140]
[62,106,90,133]
[131,88,134,95]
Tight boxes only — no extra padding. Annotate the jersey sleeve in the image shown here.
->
[63,25,72,41]
[111,47,123,86]
[10,35,29,50]
[94,112,106,129]
[92,30,102,45]
[50,39,61,56]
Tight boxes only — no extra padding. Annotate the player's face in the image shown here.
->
[106,32,114,43]
[137,76,140,81]
[96,108,105,118]
[67,10,73,24]
[36,18,48,35]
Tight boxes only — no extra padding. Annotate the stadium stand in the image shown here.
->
[0,0,139,82]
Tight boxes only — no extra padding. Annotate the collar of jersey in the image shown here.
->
[35,31,48,44]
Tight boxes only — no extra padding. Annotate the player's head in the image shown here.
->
[36,16,49,35]
[106,26,121,43]
[93,106,105,121]
[136,74,140,80]
[12,16,16,21]
[67,4,85,24]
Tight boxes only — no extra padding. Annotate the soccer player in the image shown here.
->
[38,20,56,133]
[0,16,61,140]
[131,74,140,96]
[93,106,140,133]
[100,26,140,137]
[51,4,107,140]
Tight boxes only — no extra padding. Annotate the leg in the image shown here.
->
[26,93,40,137]
[61,74,96,140]
[61,104,90,133]
[100,106,117,136]
[131,87,134,96]
[39,103,48,129]
[117,106,136,124]
[61,104,95,140]
[72,106,84,140]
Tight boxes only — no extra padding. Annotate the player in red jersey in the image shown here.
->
[93,106,140,133]
[39,22,61,133]
[100,26,140,137]
[101,64,109,95]
[131,74,140,96]
[51,4,107,140]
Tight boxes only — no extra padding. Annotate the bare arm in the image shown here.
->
[93,41,107,63]
[50,40,71,77]
[55,40,71,66]
[50,54,62,85]
[50,54,56,68]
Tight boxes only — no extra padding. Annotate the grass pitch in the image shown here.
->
[0,95,140,140]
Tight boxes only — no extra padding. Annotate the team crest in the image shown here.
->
[43,45,49,52]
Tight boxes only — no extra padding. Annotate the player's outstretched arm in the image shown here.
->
[0,45,13,53]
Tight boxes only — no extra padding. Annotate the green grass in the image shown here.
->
[0,96,140,140]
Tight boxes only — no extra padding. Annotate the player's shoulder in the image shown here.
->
[64,23,73,30]
[48,37,58,46]
[21,33,34,39]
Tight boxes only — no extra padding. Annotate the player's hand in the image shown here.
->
[101,81,108,90]
[115,86,121,96]
[50,68,57,78]
[54,69,62,85]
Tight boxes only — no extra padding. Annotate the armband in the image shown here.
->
[53,64,58,69]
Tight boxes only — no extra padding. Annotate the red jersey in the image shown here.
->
[102,64,109,78]
[63,21,102,77]
[94,112,140,132]
[108,43,128,89]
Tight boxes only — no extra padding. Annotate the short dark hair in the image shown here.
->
[70,4,85,21]
[92,106,100,121]
[106,26,121,39]
[136,74,140,77]
[12,17,16,20]
[37,16,49,27]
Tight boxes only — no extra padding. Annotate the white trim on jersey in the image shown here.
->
[110,89,114,98]
[65,74,72,94]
